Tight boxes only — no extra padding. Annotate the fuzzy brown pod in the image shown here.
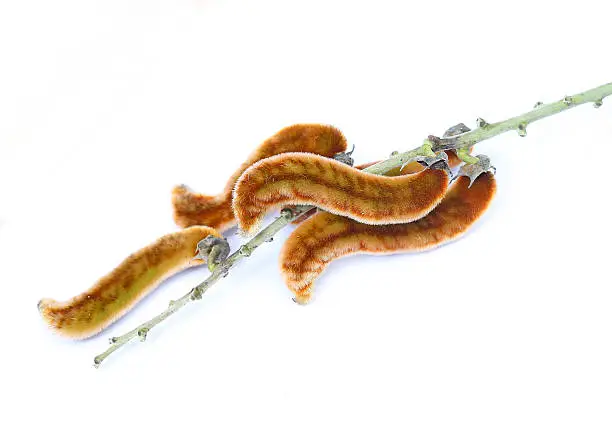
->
[280,171,497,304]
[232,152,451,234]
[38,226,222,339]
[288,149,466,225]
[172,124,348,231]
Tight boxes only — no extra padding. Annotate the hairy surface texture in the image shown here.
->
[172,124,348,231]
[288,159,381,225]
[232,152,450,233]
[39,226,221,339]
[289,149,465,225]
[280,172,497,304]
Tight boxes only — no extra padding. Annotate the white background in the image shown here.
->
[1,1,610,423]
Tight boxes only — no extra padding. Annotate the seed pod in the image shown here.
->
[288,158,377,226]
[280,171,496,304]
[289,150,465,225]
[232,152,451,234]
[38,225,223,339]
[172,124,348,231]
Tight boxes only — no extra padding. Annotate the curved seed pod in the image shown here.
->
[38,225,223,339]
[289,149,467,226]
[232,152,451,233]
[172,124,348,231]
[289,155,370,226]
[281,171,496,304]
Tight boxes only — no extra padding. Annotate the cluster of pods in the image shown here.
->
[39,124,496,338]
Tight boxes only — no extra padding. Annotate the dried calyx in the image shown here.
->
[453,154,496,187]
[193,235,231,271]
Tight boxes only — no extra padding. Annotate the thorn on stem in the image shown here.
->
[93,357,102,368]
[594,99,603,108]
[517,123,527,137]
[239,245,252,257]
[533,101,544,108]
[280,208,294,220]
[216,264,229,278]
[190,287,204,301]
[476,117,488,128]
[138,328,149,342]
[169,300,176,307]
[390,151,399,157]
[563,96,573,106]
[109,337,119,344]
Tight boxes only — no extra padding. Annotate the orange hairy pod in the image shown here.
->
[280,170,497,304]
[38,226,223,339]
[172,124,348,231]
[288,158,375,225]
[232,152,451,233]
[288,149,467,225]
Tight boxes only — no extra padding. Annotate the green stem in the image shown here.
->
[430,82,612,151]
[361,142,434,175]
[93,81,610,367]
